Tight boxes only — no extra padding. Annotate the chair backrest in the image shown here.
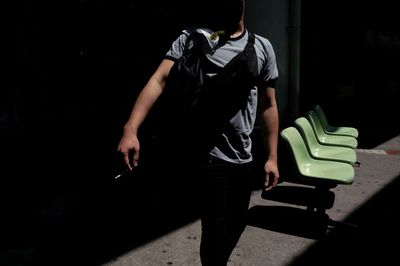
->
[307,109,358,148]
[306,110,325,136]
[280,127,312,172]
[313,104,359,138]
[294,117,320,151]
[313,105,329,129]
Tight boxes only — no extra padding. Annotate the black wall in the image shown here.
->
[300,1,400,148]
[3,0,206,205]
[2,1,210,265]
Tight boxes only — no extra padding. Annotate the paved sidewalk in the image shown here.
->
[101,134,400,266]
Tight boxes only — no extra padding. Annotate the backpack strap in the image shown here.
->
[212,31,258,84]
[181,29,210,58]
[246,32,256,46]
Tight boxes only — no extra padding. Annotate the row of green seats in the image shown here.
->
[280,105,360,186]
[261,105,359,220]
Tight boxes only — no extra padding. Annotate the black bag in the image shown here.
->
[148,30,258,162]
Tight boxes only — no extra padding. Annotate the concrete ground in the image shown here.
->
[100,134,400,266]
[1,132,399,266]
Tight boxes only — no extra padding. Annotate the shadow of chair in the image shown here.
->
[294,116,360,167]
[306,110,358,149]
[313,105,359,138]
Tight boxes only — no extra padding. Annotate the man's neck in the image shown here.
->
[230,21,245,38]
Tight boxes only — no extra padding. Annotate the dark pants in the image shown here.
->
[198,156,252,266]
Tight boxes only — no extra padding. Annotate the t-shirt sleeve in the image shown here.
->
[257,37,279,88]
[165,30,191,62]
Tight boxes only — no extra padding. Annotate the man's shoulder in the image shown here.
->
[253,33,274,49]
[250,33,276,58]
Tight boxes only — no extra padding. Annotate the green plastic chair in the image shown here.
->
[313,105,359,138]
[306,110,358,149]
[294,117,360,166]
[280,127,355,185]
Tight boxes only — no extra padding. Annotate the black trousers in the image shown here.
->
[198,156,253,266]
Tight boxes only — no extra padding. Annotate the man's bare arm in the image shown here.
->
[124,59,174,134]
[117,59,174,169]
[259,86,280,190]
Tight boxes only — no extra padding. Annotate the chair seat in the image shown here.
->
[325,125,359,138]
[310,146,357,165]
[317,134,358,149]
[298,158,355,185]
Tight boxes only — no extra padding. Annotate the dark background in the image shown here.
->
[299,1,400,147]
[1,1,399,265]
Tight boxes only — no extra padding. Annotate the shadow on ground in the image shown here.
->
[0,172,202,266]
[247,181,343,240]
[289,174,400,265]
[247,174,400,265]
[1,111,399,266]
[0,133,203,266]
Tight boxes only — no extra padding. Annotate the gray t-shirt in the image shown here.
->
[165,27,278,164]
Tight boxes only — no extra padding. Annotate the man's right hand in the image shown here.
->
[117,126,140,171]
